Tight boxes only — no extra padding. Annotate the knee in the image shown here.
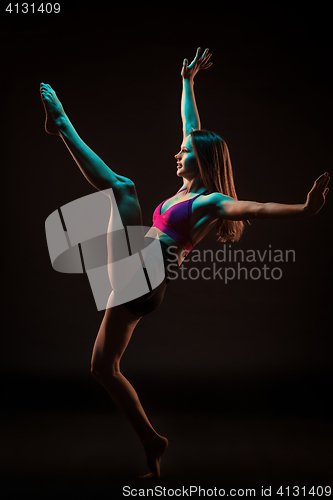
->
[90,360,102,383]
[90,355,105,383]
[112,177,138,206]
[117,177,136,196]
[123,179,139,204]
[90,355,118,385]
[91,350,102,382]
[124,178,136,190]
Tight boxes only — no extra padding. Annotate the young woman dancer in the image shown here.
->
[40,47,330,479]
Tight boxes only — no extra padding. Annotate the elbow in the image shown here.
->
[255,203,265,219]
[247,202,265,219]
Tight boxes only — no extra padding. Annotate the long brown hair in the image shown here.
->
[190,129,246,242]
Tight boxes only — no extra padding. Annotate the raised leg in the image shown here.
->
[91,298,168,479]
[39,83,137,199]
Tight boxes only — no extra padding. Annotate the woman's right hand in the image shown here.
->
[305,172,330,215]
[181,47,213,81]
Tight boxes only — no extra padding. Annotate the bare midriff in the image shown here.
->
[145,226,187,266]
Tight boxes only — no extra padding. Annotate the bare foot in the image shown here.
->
[39,83,66,135]
[139,435,168,479]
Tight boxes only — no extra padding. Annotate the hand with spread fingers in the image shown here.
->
[181,47,213,81]
[305,172,330,215]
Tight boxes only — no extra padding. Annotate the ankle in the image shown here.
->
[141,432,161,447]
[55,113,68,131]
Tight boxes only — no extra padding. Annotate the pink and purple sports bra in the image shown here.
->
[152,188,210,255]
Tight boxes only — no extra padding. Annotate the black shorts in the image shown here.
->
[121,239,173,317]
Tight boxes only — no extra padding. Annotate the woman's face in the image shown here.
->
[174,135,199,179]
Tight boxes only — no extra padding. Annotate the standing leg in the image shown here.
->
[91,300,168,479]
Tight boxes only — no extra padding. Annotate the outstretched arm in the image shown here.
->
[213,173,330,220]
[181,47,213,140]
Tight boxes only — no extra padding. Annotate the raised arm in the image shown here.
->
[212,173,330,220]
[181,47,213,140]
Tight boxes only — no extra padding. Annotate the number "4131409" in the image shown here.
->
[5,3,60,13]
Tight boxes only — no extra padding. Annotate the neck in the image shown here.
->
[183,175,205,193]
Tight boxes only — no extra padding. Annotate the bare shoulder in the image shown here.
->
[205,192,234,204]
[195,192,235,216]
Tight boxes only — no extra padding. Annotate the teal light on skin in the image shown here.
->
[174,134,199,180]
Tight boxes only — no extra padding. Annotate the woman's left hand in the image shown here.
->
[181,47,213,80]
[305,172,330,215]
